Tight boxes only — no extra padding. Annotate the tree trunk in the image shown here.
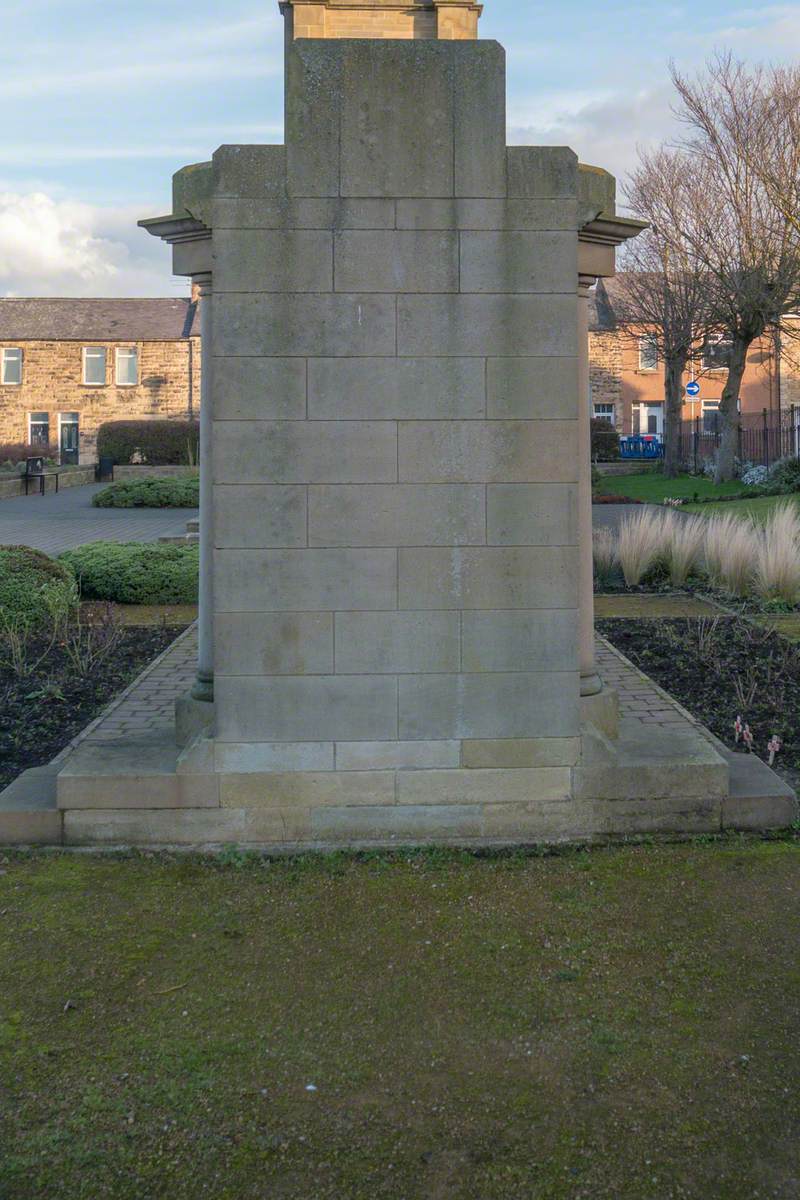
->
[714,337,750,483]
[663,352,688,479]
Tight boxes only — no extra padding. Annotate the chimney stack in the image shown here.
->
[280,0,482,41]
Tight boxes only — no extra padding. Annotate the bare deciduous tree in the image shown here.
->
[667,55,800,481]
[620,148,713,478]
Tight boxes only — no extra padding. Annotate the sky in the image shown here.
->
[1,0,799,297]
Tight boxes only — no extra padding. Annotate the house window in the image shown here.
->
[1,347,22,385]
[83,347,107,386]
[115,347,138,386]
[593,403,615,425]
[702,400,721,433]
[28,412,50,447]
[638,336,659,371]
[702,338,732,371]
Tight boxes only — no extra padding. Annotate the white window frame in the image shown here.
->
[702,337,732,372]
[27,411,50,446]
[593,402,615,424]
[115,346,139,387]
[638,336,659,372]
[82,346,107,386]
[1,347,22,385]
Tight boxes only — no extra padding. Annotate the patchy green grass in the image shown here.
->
[594,472,744,504]
[2,843,800,1199]
[682,494,800,521]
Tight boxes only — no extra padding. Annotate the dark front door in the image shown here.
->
[60,414,80,464]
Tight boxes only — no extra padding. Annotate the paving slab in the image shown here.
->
[0,484,198,556]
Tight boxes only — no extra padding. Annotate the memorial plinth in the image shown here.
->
[7,0,789,849]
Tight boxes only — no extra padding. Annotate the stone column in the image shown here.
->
[578,277,602,697]
[191,273,214,703]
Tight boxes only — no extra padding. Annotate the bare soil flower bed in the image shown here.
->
[598,615,800,784]
[0,623,187,790]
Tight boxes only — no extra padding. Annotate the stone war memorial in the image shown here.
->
[14,0,795,846]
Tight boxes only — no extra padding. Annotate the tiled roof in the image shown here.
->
[587,278,621,333]
[0,298,199,342]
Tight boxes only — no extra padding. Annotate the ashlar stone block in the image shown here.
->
[398,421,578,483]
[335,741,461,771]
[214,294,396,357]
[220,771,396,810]
[215,613,333,675]
[334,231,459,293]
[307,357,486,420]
[397,768,572,806]
[215,421,398,485]
[215,676,399,742]
[214,358,307,421]
[339,41,455,197]
[308,484,485,547]
[334,611,460,673]
[213,197,397,230]
[395,198,579,231]
[214,486,307,549]
[398,295,577,357]
[486,358,578,420]
[453,42,507,197]
[398,547,578,609]
[312,804,483,841]
[399,672,579,740]
[214,229,333,293]
[487,483,577,545]
[215,743,335,773]
[459,231,577,294]
[506,147,578,198]
[216,549,397,612]
[461,610,579,673]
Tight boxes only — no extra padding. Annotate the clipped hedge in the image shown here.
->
[96,420,199,466]
[60,543,199,605]
[92,476,199,509]
[591,418,621,462]
[0,545,78,628]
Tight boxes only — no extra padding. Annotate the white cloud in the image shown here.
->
[509,83,676,187]
[0,192,177,297]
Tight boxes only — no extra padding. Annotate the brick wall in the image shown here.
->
[0,338,200,463]
[782,321,800,409]
[589,330,624,433]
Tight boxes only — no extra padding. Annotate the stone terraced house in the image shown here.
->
[588,277,785,438]
[0,296,201,464]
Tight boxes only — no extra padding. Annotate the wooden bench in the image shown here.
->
[23,457,59,496]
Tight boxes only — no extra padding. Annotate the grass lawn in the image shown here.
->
[2,844,800,1199]
[682,494,800,521]
[594,472,743,504]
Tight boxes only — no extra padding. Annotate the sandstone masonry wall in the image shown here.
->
[0,338,200,462]
[208,39,582,842]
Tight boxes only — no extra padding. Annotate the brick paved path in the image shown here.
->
[0,484,198,556]
[70,627,700,752]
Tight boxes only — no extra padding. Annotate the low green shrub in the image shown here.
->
[0,545,78,628]
[591,418,620,462]
[766,457,800,494]
[96,420,199,466]
[60,543,199,605]
[92,476,199,509]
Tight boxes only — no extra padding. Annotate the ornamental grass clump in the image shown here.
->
[703,513,759,597]
[754,502,800,605]
[617,509,670,587]
[592,527,618,586]
[665,515,706,587]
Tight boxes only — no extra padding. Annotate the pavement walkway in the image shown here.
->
[0,484,198,555]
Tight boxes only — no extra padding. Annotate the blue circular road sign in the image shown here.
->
[686,381,701,397]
